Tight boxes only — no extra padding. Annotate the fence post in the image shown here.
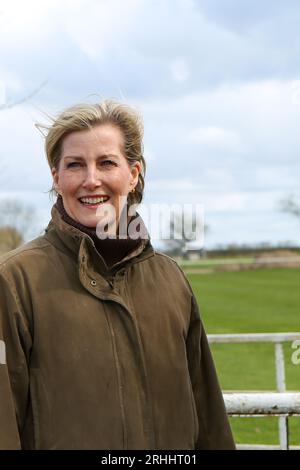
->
[275,342,289,450]
[208,332,300,449]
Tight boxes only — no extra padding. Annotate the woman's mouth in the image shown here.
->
[78,196,110,209]
[78,196,110,206]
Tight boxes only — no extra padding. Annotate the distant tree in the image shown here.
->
[163,209,208,257]
[0,226,23,252]
[280,194,300,218]
[0,199,35,254]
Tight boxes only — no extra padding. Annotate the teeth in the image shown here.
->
[80,196,109,204]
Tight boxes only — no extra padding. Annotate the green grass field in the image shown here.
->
[180,257,255,269]
[186,268,300,447]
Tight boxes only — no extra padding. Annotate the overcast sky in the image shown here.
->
[0,0,300,248]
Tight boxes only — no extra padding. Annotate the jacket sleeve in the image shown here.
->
[0,268,32,450]
[186,294,235,450]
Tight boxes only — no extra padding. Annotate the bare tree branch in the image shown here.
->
[279,195,300,218]
[0,80,47,111]
[163,209,208,256]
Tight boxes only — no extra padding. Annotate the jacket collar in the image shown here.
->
[44,205,154,275]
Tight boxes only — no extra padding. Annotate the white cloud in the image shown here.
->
[255,167,298,190]
[2,79,299,200]
[145,178,287,213]
[187,126,242,152]
[64,0,142,62]
[0,105,51,191]
[0,0,60,40]
[147,179,198,192]
[1,0,300,247]
[170,58,190,82]
[201,168,235,188]
[0,78,5,105]
[144,146,156,163]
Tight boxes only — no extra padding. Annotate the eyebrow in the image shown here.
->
[64,154,120,160]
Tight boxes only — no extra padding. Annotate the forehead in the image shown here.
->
[61,124,124,154]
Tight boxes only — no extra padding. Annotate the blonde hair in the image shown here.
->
[38,100,146,205]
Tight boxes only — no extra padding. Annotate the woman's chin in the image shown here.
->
[74,214,99,228]
[77,210,114,229]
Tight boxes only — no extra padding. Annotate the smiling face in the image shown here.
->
[51,124,140,228]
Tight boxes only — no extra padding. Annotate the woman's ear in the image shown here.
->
[131,162,141,188]
[51,167,60,194]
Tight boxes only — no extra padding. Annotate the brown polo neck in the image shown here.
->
[55,196,147,268]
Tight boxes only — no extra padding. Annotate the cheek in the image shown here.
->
[58,173,80,195]
[109,173,131,193]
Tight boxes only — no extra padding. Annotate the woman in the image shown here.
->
[0,100,235,450]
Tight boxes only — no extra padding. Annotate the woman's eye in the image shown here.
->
[66,162,81,168]
[101,159,116,167]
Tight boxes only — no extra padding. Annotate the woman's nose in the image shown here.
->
[82,166,101,188]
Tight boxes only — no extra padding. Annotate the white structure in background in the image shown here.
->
[183,240,205,260]
[208,332,300,450]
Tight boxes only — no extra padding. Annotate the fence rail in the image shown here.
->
[208,332,300,450]
[208,332,300,343]
[223,392,300,416]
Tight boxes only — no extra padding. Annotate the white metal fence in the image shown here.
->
[208,332,300,450]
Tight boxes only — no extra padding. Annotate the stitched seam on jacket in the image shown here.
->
[124,279,156,450]
[0,243,51,269]
[103,303,128,449]
[131,320,156,449]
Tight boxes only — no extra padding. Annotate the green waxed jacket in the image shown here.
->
[0,206,235,450]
